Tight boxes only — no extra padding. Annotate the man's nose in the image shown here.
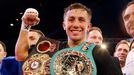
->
[73,20,80,27]
[95,40,100,45]
[120,50,125,54]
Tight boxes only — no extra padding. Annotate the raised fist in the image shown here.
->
[22,8,40,26]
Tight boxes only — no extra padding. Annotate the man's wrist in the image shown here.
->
[21,22,31,31]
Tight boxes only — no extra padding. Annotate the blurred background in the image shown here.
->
[0,0,132,56]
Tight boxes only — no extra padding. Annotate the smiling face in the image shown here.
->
[123,4,134,37]
[63,9,91,43]
[114,43,129,63]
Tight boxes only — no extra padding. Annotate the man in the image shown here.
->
[15,28,43,61]
[123,1,134,38]
[0,41,7,75]
[87,26,103,45]
[15,2,92,63]
[28,29,45,46]
[87,26,123,75]
[15,3,121,75]
[27,29,45,54]
[16,29,45,74]
[122,1,134,75]
[114,40,130,74]
[0,41,19,75]
[0,41,6,63]
[0,41,7,74]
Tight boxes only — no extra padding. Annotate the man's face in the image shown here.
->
[0,44,6,61]
[88,30,103,45]
[28,31,41,46]
[123,4,134,37]
[63,9,91,41]
[114,44,129,63]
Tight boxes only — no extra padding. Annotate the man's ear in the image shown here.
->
[62,22,66,30]
[113,52,116,57]
[88,23,92,32]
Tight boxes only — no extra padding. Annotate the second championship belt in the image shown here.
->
[22,36,60,75]
[50,42,97,75]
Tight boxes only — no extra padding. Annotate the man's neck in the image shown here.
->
[120,61,125,68]
[67,39,85,47]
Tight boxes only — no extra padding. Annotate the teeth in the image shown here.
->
[71,30,81,32]
[72,31,79,33]
[70,30,80,34]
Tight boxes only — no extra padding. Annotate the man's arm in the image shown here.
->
[15,8,40,61]
[93,45,122,75]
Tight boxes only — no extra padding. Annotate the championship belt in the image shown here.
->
[22,37,60,75]
[50,42,97,75]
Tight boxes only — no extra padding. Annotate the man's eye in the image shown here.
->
[124,15,130,21]
[79,18,85,22]
[68,18,74,22]
[117,48,122,51]
[29,36,35,40]
[124,49,129,53]
[99,37,102,40]
[90,36,96,39]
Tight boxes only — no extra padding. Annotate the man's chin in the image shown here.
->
[71,37,81,41]
[130,34,134,38]
[72,38,80,41]
[119,58,125,62]
[129,31,134,37]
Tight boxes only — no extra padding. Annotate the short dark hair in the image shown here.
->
[122,0,134,16]
[115,40,130,51]
[64,3,92,19]
[0,41,6,52]
[126,0,134,7]
[88,26,102,34]
[29,29,45,37]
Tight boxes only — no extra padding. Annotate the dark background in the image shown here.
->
[0,0,132,56]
